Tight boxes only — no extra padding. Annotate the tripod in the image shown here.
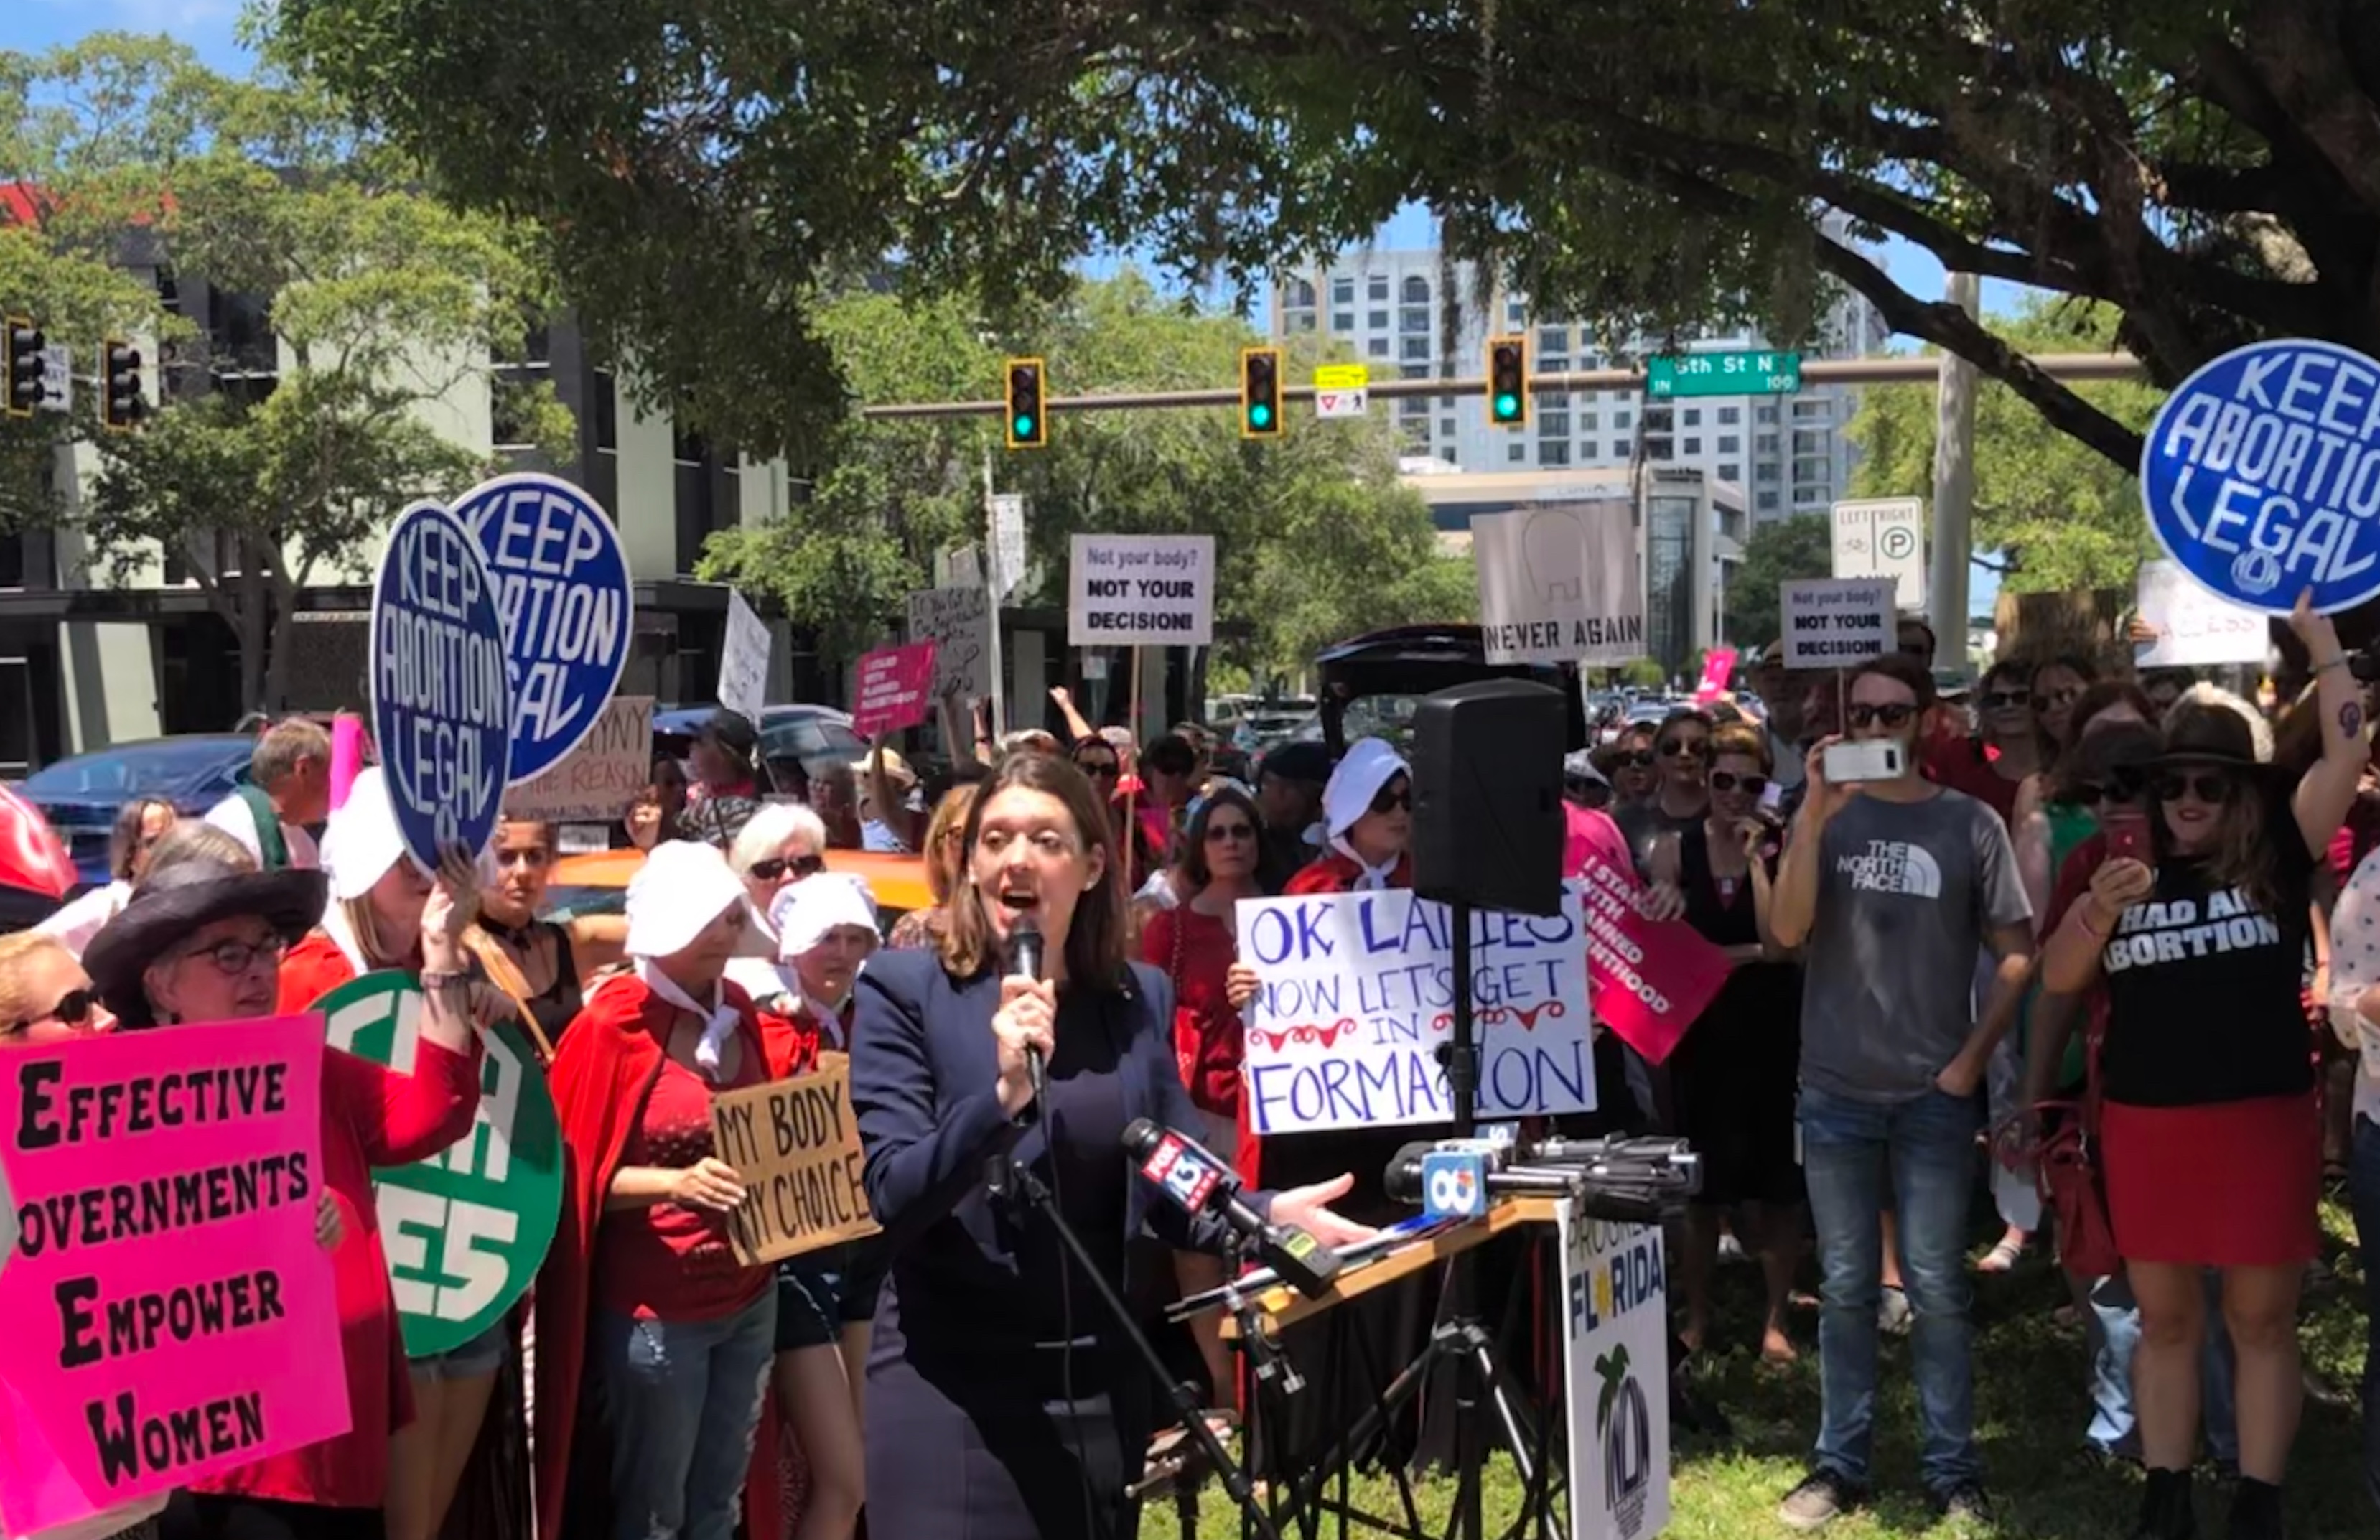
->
[1006,1158,1284,1540]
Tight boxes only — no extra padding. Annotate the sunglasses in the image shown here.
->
[10,988,93,1035]
[1204,820,1256,844]
[1617,750,1655,769]
[1077,758,1120,778]
[2069,775,2143,806]
[1846,702,1917,729]
[2033,687,2081,711]
[1370,782,1412,816]
[1656,739,1707,759]
[2153,770,2238,805]
[1898,642,1933,658]
[750,853,828,882]
[1980,690,2028,709]
[1709,772,1768,795]
[181,935,286,977]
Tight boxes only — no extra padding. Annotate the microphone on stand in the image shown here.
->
[1006,917,1048,1105]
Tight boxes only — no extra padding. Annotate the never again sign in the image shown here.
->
[0,1017,349,1534]
[1234,886,1595,1135]
[709,1058,879,1264]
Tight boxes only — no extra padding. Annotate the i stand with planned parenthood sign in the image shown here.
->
[371,502,513,869]
[2142,337,2380,613]
[454,472,635,783]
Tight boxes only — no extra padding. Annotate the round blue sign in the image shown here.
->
[370,501,513,869]
[454,472,635,785]
[2141,337,2380,615]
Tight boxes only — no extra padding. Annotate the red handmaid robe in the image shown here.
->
[533,972,797,1540]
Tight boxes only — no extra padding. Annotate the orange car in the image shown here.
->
[544,845,933,930]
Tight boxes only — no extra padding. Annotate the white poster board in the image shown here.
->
[502,696,654,824]
[1068,534,1215,647]
[718,591,771,724]
[1778,577,1898,668]
[1563,1201,1671,1540]
[989,494,1027,602]
[1233,885,1594,1135]
[1473,500,1646,666]
[2133,558,2271,668]
[907,584,994,702]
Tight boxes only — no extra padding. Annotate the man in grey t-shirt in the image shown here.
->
[1768,654,2034,1531]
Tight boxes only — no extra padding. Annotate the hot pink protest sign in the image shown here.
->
[1692,646,1738,705]
[0,1017,348,1534]
[1574,844,1732,1065]
[851,641,938,739]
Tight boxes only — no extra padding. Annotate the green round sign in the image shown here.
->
[314,970,564,1358]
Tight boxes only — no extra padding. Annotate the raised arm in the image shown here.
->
[2292,590,2367,858]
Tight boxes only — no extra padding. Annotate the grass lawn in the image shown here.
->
[1144,1196,2371,1539]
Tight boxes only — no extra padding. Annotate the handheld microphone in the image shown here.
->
[1006,918,1048,1104]
[1121,1117,1344,1299]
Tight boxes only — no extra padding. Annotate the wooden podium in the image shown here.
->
[1217,1196,1564,1338]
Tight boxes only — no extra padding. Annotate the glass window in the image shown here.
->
[1755,463,1780,482]
[1289,280,1315,308]
[1540,442,1571,466]
[1401,336,1430,361]
[1541,391,1571,410]
[1439,417,1455,438]
[1719,463,1740,481]
[1718,406,1741,424]
[1400,307,1431,333]
[1506,300,1526,324]
[1402,276,1431,303]
[1582,411,1599,430]
[1718,434,1740,452]
[1684,437,1702,454]
[1333,312,1354,332]
[1368,276,1389,301]
[1684,409,1702,426]
[1294,312,1315,332]
[1793,399,1831,419]
[1507,442,1526,462]
[1581,441,1600,459]
[1756,405,1779,423]
[1615,412,1633,430]
[1538,411,1571,437]
[1332,277,1354,304]
[1367,337,1389,357]
[1758,490,1780,510]
[1368,310,1388,330]
[1756,434,1780,454]
[1537,326,1567,354]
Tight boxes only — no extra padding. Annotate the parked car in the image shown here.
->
[653,704,869,790]
[17,734,255,890]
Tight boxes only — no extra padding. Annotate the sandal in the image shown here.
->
[1976,1236,2027,1274]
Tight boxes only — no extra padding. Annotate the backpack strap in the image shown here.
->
[235,783,290,870]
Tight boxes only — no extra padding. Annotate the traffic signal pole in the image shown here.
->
[859,352,2146,421]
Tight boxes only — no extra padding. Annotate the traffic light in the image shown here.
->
[1004,358,1047,450]
[1239,347,1284,439]
[1486,336,1528,427]
[101,340,144,433]
[4,318,42,419]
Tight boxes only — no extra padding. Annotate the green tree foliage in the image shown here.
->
[1727,515,1833,648]
[0,36,571,711]
[703,273,1470,677]
[1846,299,2166,597]
[271,0,2377,469]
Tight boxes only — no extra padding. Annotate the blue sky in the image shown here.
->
[7,8,2012,608]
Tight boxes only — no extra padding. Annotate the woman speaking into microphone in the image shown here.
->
[849,752,1371,1540]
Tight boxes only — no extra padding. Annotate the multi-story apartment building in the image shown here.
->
[0,188,818,770]
[1268,218,1890,525]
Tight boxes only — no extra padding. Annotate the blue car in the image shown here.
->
[18,734,255,891]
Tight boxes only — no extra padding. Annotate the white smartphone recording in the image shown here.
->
[1821,739,1907,783]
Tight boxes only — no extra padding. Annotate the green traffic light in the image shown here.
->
[1014,414,1035,439]
[1251,403,1272,429]
[1495,393,1520,419]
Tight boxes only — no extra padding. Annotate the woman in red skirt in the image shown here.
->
[2040,592,2363,1540]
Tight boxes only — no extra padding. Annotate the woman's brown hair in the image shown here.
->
[1180,785,1263,891]
[920,783,981,907]
[1708,722,1771,774]
[938,753,1129,989]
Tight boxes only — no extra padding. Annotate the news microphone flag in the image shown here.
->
[1419,1150,1491,1221]
[1136,1128,1225,1214]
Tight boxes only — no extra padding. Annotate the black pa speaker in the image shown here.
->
[1409,678,1566,916]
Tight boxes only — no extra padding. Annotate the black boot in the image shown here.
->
[2132,1467,2198,1540]
[2226,1478,2285,1540]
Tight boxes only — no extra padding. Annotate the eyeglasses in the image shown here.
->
[1205,821,1256,844]
[1980,690,2028,709]
[2153,771,2238,805]
[9,988,93,1036]
[1077,758,1120,778]
[1371,782,1412,816]
[1656,739,1707,760]
[179,935,286,977]
[2033,687,2081,711]
[1847,702,1918,729]
[750,853,828,882]
[1709,772,1768,795]
[1617,750,1655,769]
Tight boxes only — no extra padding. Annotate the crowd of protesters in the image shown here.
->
[11,607,2380,1540]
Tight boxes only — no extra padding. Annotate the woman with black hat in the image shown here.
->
[2040,592,2362,1540]
[82,845,488,1540]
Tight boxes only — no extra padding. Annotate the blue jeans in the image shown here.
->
[2081,1268,2237,1464]
[594,1289,778,1540]
[1799,1083,1980,1493]
[2349,1114,2380,1514]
